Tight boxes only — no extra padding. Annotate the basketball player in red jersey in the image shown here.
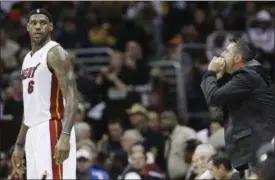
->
[11,9,79,179]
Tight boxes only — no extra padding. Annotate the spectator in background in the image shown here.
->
[56,17,89,49]
[147,111,165,170]
[3,78,23,121]
[97,120,124,155]
[184,139,202,180]
[192,144,216,179]
[252,143,275,180]
[122,151,164,180]
[160,111,198,180]
[74,103,86,123]
[0,28,21,72]
[127,104,149,133]
[76,148,109,180]
[209,151,240,180]
[74,122,92,142]
[120,129,144,157]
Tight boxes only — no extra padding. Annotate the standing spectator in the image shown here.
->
[201,38,275,174]
[160,111,198,180]
[147,111,166,170]
[209,151,241,179]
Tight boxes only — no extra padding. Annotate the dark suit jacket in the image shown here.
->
[200,60,275,168]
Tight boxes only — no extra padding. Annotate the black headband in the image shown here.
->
[27,8,53,22]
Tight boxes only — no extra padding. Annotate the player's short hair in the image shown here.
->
[211,151,232,171]
[27,8,53,22]
[230,37,256,62]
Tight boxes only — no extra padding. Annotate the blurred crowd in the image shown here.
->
[0,1,274,180]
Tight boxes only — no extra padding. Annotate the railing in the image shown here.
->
[69,47,113,77]
[150,60,188,124]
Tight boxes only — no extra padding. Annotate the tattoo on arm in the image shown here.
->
[47,46,79,134]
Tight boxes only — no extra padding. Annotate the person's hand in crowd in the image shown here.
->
[11,145,25,176]
[105,72,118,82]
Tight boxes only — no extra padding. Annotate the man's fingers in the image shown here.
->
[57,150,69,164]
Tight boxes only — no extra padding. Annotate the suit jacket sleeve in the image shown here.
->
[200,71,253,107]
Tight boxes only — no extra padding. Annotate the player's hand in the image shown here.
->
[208,56,226,73]
[11,145,25,175]
[54,134,70,165]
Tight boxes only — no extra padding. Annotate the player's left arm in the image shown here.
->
[47,46,79,163]
[48,46,79,134]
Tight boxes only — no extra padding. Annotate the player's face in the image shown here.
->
[27,14,53,45]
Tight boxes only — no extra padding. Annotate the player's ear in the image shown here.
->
[49,22,53,32]
[27,22,30,32]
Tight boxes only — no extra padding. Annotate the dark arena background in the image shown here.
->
[0,1,274,180]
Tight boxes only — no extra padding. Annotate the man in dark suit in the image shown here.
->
[200,38,275,174]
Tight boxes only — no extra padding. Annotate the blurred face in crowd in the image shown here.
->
[209,160,228,179]
[194,9,205,24]
[11,79,22,97]
[130,113,146,129]
[148,111,160,131]
[64,20,76,33]
[27,14,53,45]
[121,137,135,154]
[220,42,243,73]
[192,153,211,176]
[77,157,92,173]
[160,111,177,132]
[75,110,85,123]
[131,151,146,170]
[126,41,142,60]
[108,122,123,141]
[131,144,145,154]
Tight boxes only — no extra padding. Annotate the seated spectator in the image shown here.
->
[74,103,86,123]
[120,129,145,156]
[209,151,240,179]
[252,143,275,180]
[160,111,198,180]
[76,148,109,180]
[192,144,216,179]
[97,120,124,155]
[184,139,202,180]
[127,103,148,133]
[74,122,92,141]
[122,151,164,180]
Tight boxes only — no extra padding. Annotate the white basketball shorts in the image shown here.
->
[25,119,76,179]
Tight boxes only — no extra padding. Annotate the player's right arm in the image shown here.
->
[11,116,28,175]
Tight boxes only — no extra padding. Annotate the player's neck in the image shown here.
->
[31,37,51,56]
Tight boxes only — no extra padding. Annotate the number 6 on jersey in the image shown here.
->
[28,80,35,94]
